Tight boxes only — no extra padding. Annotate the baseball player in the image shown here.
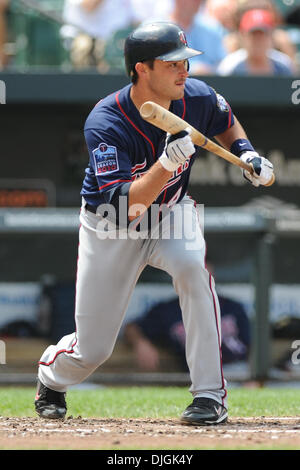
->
[35,21,274,424]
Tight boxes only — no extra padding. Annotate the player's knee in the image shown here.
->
[174,255,204,279]
[173,257,208,294]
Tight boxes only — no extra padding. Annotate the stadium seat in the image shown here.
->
[8,0,68,67]
[101,26,135,73]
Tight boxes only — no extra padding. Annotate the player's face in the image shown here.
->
[145,60,189,101]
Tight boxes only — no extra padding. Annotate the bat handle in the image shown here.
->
[265,172,276,186]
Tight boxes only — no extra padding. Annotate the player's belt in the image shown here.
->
[85,203,97,214]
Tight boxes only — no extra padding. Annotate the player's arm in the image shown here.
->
[84,125,194,222]
[207,88,273,187]
[128,129,195,221]
[128,161,173,221]
[214,116,248,149]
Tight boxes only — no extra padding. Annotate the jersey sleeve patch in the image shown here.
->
[92,143,119,176]
[216,93,229,112]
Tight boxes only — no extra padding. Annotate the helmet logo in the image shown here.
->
[178,31,187,45]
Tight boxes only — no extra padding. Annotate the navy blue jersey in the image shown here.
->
[81,78,234,220]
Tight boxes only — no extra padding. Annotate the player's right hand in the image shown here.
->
[159,127,196,172]
[240,151,274,187]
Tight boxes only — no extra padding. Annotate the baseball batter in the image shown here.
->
[35,22,274,424]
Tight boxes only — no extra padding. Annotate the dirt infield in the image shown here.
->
[0,416,300,449]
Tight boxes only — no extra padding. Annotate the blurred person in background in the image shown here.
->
[124,261,251,372]
[286,3,300,27]
[200,0,239,34]
[200,0,240,53]
[217,7,295,75]
[0,0,9,69]
[128,0,173,24]
[167,0,228,74]
[224,0,298,66]
[279,2,300,68]
[61,0,134,69]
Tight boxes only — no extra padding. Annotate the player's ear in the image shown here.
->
[135,62,149,77]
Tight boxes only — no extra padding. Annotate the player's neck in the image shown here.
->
[130,84,171,112]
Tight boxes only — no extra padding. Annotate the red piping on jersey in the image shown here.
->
[209,273,227,405]
[115,91,155,158]
[159,175,181,195]
[228,107,233,128]
[99,179,132,191]
[181,97,186,120]
[131,159,147,175]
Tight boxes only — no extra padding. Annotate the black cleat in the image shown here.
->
[35,379,67,419]
[181,397,228,425]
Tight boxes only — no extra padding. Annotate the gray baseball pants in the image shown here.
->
[38,196,227,407]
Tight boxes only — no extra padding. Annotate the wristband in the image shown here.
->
[230,139,255,157]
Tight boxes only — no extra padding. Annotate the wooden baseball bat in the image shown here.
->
[140,101,275,187]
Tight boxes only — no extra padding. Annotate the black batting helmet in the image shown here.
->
[124,21,203,77]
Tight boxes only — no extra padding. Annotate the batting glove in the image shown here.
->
[159,127,195,172]
[240,151,274,187]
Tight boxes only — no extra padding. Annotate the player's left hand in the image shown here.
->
[159,127,195,172]
[240,151,274,187]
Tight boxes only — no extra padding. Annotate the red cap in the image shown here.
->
[239,9,275,32]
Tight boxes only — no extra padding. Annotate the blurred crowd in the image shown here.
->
[0,0,9,69]
[1,0,300,74]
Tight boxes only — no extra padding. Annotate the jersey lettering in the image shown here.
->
[175,158,191,177]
